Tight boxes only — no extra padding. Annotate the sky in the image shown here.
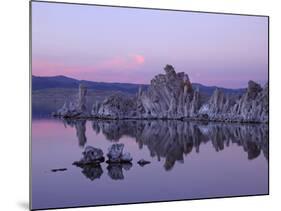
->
[32,2,268,88]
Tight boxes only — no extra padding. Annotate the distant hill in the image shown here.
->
[32,75,246,96]
[192,83,246,96]
[32,75,147,94]
[32,75,246,117]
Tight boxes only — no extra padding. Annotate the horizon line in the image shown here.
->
[31,74,264,90]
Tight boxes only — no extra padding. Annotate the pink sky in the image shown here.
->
[32,2,268,88]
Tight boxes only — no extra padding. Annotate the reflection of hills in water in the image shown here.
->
[92,120,268,170]
[62,119,268,171]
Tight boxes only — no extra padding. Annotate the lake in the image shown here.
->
[31,118,268,210]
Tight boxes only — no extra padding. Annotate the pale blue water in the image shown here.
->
[31,119,268,210]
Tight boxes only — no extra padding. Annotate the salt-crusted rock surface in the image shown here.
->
[52,84,90,118]
[73,146,105,166]
[91,64,268,123]
[106,143,133,163]
[198,80,268,123]
[229,81,269,123]
[197,88,236,121]
[92,94,138,119]
[91,64,201,119]
[53,64,268,123]
[137,64,201,118]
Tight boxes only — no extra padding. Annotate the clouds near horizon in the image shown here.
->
[32,2,268,88]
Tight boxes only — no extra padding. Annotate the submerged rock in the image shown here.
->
[121,152,133,162]
[73,146,105,166]
[51,168,67,172]
[137,159,151,166]
[106,143,133,163]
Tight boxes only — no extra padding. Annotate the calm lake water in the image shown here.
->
[31,118,268,210]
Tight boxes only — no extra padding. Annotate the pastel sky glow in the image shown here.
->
[32,2,268,88]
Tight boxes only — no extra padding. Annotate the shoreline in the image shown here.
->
[52,114,268,124]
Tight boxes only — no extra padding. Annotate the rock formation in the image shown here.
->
[92,94,137,119]
[90,64,268,122]
[197,88,236,121]
[137,64,201,118]
[197,80,268,123]
[106,143,133,163]
[229,81,269,123]
[53,84,90,118]
[73,146,105,166]
[54,64,268,123]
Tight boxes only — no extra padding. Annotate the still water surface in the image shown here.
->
[31,118,268,210]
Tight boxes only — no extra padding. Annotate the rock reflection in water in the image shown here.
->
[76,164,103,181]
[92,120,137,142]
[107,163,133,180]
[92,120,268,170]
[62,119,87,147]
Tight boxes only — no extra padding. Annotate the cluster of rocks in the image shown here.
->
[72,144,150,180]
[90,65,268,123]
[52,84,90,118]
[73,146,105,166]
[106,143,132,163]
[53,64,268,123]
[197,80,268,123]
[73,143,150,167]
[91,64,201,120]
[92,94,138,119]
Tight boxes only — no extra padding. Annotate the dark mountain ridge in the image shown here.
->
[32,75,246,96]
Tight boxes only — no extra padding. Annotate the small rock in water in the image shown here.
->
[121,152,133,162]
[107,143,124,161]
[137,159,151,166]
[73,146,105,166]
[51,168,67,172]
[107,143,133,163]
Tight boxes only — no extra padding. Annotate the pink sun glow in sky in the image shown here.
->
[32,2,268,88]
